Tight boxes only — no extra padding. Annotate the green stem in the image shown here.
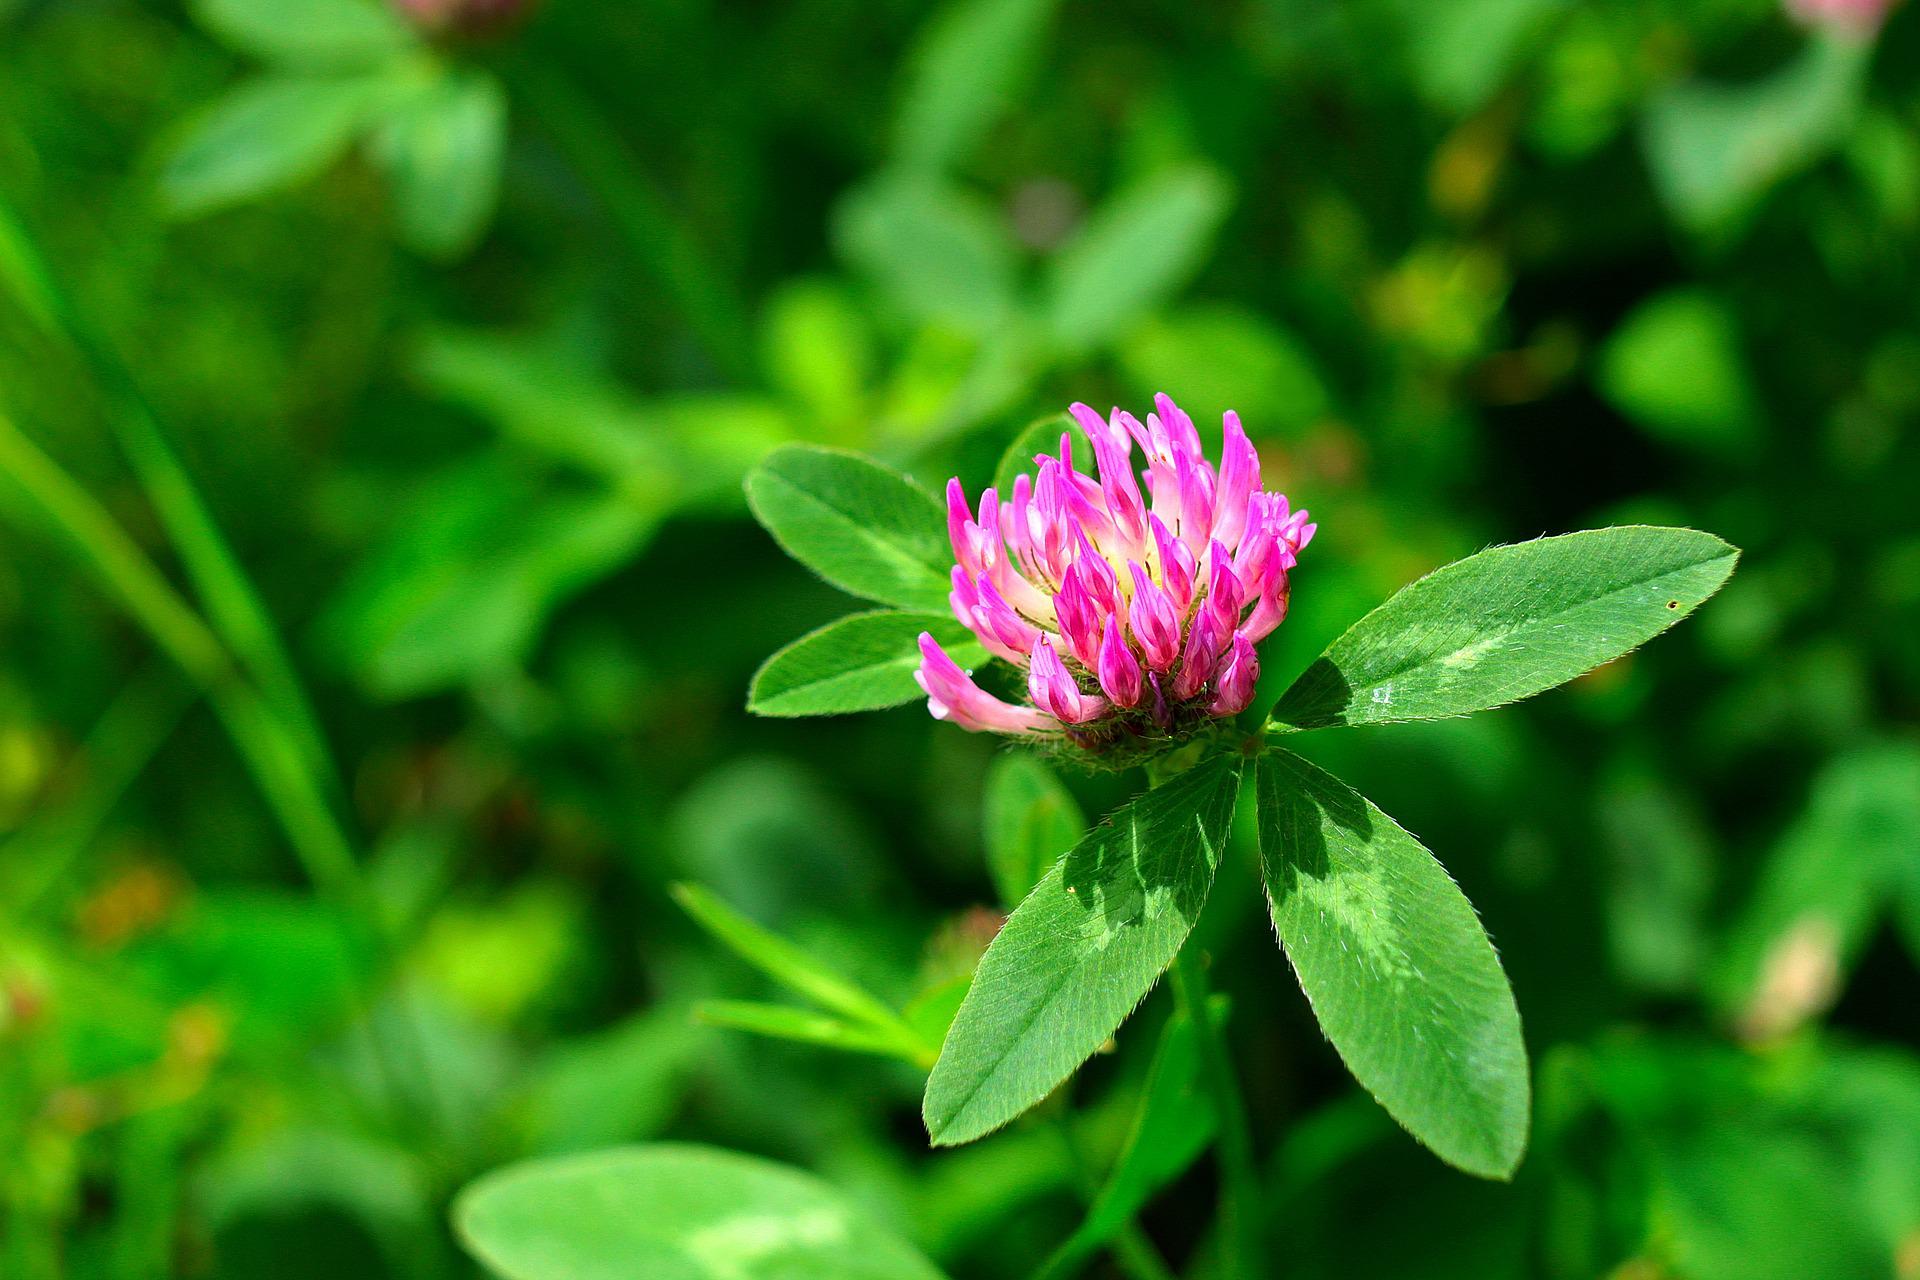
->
[1111,1227,1177,1280]
[110,388,337,786]
[207,679,366,912]
[0,414,226,678]
[1170,948,1263,1280]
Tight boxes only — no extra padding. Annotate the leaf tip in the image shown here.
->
[1460,1133,1528,1183]
[921,1074,996,1148]
[920,1097,957,1147]
[743,664,777,717]
[666,881,702,914]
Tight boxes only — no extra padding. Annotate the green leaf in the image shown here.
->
[1597,768,1715,996]
[411,329,654,483]
[1116,304,1330,437]
[1553,1039,1920,1280]
[1845,109,1920,228]
[695,1000,924,1062]
[1043,165,1231,354]
[1256,749,1528,1179]
[370,68,506,259]
[761,280,875,429]
[1399,0,1564,115]
[924,755,1242,1145]
[903,974,972,1057]
[520,1010,704,1156]
[1641,35,1869,235]
[1598,289,1759,455]
[893,0,1060,173]
[1900,863,1920,978]
[981,754,1085,908]
[413,881,582,1023]
[1811,1050,1920,1255]
[159,73,391,218]
[669,882,909,1037]
[316,456,658,699]
[834,174,1019,334]
[199,1128,430,1260]
[667,759,884,921]
[744,444,952,610]
[1042,997,1225,1274]
[131,891,368,1054]
[1651,1123,1886,1280]
[411,328,789,505]
[991,411,1076,496]
[455,1145,947,1280]
[749,611,982,718]
[1272,526,1738,730]
[191,0,414,67]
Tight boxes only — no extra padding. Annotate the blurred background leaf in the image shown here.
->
[159,72,399,218]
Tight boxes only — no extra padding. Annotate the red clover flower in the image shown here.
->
[915,395,1314,751]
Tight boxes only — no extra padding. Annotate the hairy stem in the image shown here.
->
[1170,948,1263,1279]
[1141,750,1266,1275]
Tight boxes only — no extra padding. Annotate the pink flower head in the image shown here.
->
[914,395,1312,750]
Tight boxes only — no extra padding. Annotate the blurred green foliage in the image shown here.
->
[1,0,1917,1275]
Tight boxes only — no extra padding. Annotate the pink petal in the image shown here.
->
[1097,615,1144,708]
[1128,562,1182,671]
[1028,636,1109,725]
[1207,632,1260,718]
[915,634,1051,735]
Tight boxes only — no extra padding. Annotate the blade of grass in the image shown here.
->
[694,999,926,1062]
[0,413,229,681]
[2,664,196,913]
[0,410,361,909]
[0,198,61,333]
[0,195,335,789]
[670,881,919,1045]
[0,386,442,1143]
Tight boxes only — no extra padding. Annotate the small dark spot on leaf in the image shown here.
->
[1666,600,1679,609]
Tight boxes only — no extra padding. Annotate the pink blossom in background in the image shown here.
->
[1786,0,1893,36]
[914,395,1313,749]
[392,0,536,35]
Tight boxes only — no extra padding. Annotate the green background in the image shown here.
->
[2,0,1918,1275]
